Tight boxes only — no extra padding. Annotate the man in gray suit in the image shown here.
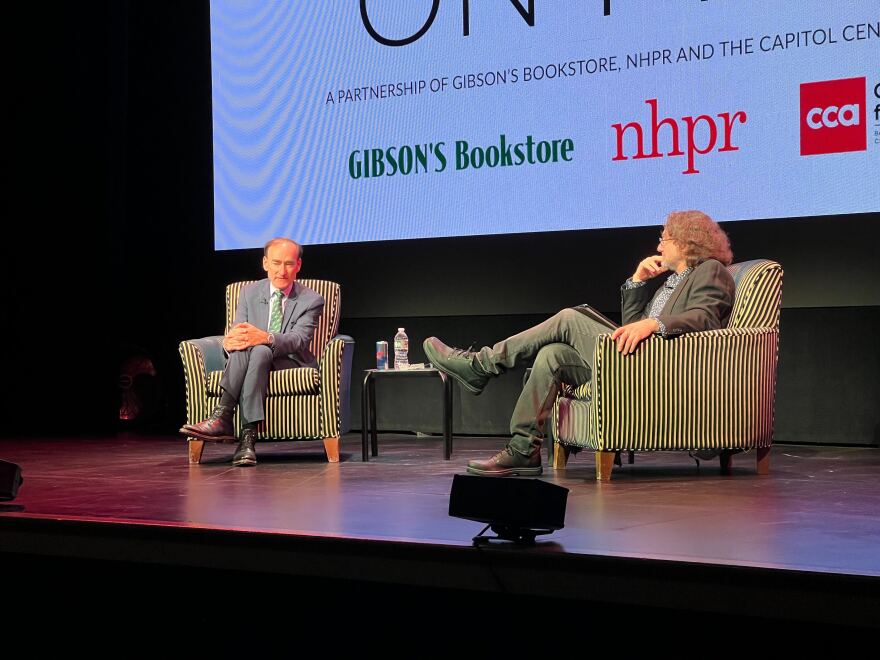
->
[424,210,735,477]
[180,238,325,466]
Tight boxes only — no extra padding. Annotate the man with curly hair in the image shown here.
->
[424,210,735,476]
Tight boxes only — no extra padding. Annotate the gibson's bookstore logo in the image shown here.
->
[800,77,867,156]
[359,0,612,47]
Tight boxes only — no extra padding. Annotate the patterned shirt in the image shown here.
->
[623,267,693,337]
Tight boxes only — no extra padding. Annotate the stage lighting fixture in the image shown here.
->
[448,474,568,545]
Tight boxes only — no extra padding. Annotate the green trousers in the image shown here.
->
[475,308,617,455]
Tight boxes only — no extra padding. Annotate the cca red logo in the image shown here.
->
[800,77,866,156]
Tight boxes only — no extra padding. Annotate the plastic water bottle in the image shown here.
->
[394,328,409,369]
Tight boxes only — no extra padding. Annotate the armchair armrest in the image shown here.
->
[588,327,779,451]
[178,336,224,425]
[319,335,356,437]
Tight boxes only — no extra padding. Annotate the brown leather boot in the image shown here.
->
[232,427,257,467]
[180,405,236,442]
[466,446,542,477]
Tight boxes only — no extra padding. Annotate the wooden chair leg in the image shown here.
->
[719,450,734,475]
[552,442,570,469]
[756,446,771,475]
[595,451,615,481]
[323,437,340,463]
[188,440,205,464]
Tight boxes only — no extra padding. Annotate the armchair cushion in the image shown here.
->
[205,368,321,396]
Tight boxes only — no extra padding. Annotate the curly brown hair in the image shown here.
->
[665,211,733,267]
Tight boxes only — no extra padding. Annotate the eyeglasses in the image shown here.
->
[658,235,674,243]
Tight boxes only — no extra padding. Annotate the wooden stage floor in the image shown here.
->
[1,433,877,642]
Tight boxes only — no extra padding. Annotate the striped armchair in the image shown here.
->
[179,279,354,464]
[552,260,783,480]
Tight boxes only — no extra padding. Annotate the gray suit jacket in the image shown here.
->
[233,279,325,368]
[620,259,735,336]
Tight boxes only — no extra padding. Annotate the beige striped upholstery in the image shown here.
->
[727,260,784,329]
[179,338,213,432]
[206,368,320,396]
[179,279,351,447]
[553,260,783,459]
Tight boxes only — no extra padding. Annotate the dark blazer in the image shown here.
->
[233,279,325,368]
[620,259,735,336]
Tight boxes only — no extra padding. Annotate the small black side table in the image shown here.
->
[361,368,453,461]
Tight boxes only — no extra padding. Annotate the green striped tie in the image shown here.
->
[268,290,284,333]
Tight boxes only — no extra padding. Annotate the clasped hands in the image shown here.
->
[609,255,668,354]
[223,323,271,352]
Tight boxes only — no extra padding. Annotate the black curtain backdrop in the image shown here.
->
[6,2,877,447]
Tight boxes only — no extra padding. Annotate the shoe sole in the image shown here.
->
[180,427,237,443]
[232,458,257,467]
[422,340,484,395]
[466,465,543,477]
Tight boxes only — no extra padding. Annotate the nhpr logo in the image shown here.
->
[800,77,867,156]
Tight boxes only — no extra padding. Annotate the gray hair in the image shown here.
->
[263,237,302,260]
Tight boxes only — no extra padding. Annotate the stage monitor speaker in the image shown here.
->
[0,460,23,501]
[448,474,568,544]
